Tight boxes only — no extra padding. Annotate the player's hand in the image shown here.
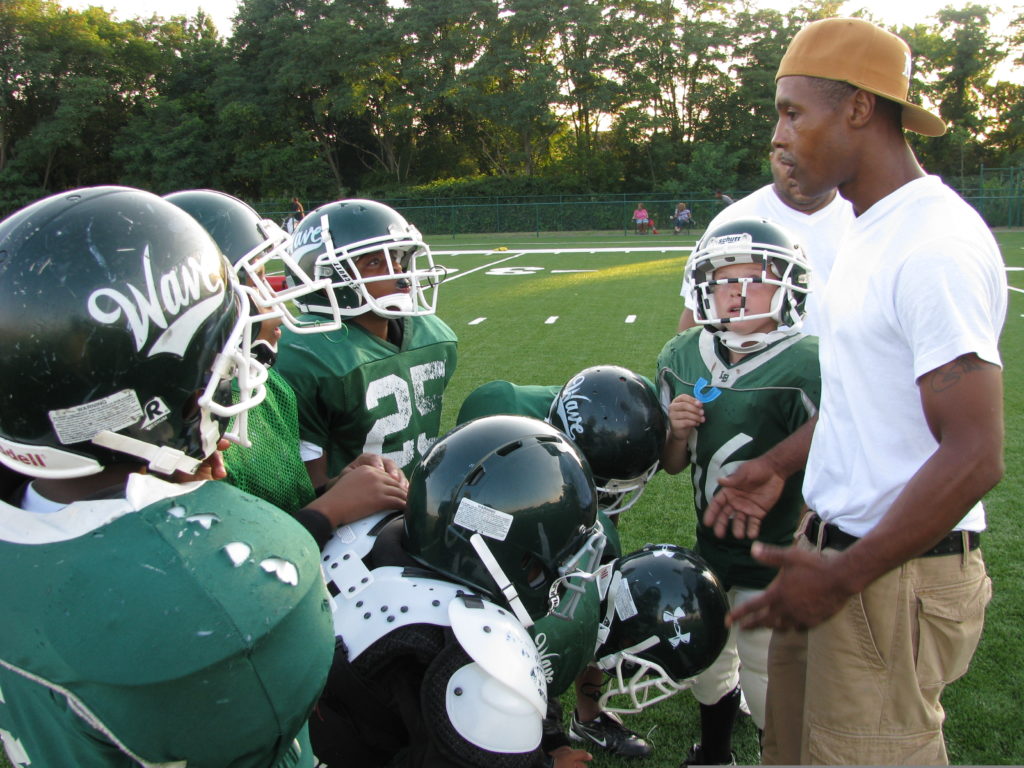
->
[702,456,785,539]
[341,452,409,489]
[309,461,408,527]
[667,394,704,441]
[727,542,852,630]
[172,438,230,483]
[549,745,593,768]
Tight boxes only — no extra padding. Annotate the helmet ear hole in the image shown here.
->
[522,555,546,589]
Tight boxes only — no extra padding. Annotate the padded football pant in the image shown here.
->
[690,586,772,730]
[762,532,990,765]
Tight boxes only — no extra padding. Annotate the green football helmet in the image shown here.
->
[164,189,343,335]
[547,365,668,515]
[689,216,810,352]
[0,186,267,478]
[403,415,605,626]
[595,544,729,714]
[288,199,445,318]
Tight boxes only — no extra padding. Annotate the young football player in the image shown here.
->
[275,199,456,489]
[165,189,408,532]
[456,365,669,758]
[0,186,334,768]
[311,414,606,768]
[657,217,820,766]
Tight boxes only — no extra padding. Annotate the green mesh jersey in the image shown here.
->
[224,366,316,515]
[275,314,457,477]
[0,474,333,768]
[657,328,820,589]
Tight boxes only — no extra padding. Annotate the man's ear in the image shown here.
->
[848,89,877,129]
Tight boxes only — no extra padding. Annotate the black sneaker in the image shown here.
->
[678,743,737,767]
[569,710,652,758]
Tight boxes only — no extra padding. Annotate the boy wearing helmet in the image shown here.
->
[313,415,607,768]
[657,217,820,765]
[275,199,457,489]
[456,365,669,758]
[164,189,408,531]
[0,187,335,768]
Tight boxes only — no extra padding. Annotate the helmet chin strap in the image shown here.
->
[468,532,534,628]
[716,326,794,354]
[91,430,202,477]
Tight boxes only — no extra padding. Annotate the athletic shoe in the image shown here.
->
[569,710,652,758]
[678,742,737,767]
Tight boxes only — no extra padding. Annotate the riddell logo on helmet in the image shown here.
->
[553,374,591,438]
[87,247,225,358]
[0,443,46,469]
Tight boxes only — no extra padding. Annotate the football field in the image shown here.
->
[428,228,1024,767]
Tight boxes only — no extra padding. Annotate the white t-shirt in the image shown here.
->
[804,175,1006,536]
[681,184,855,336]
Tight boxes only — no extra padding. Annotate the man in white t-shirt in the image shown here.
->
[678,149,853,334]
[703,17,1006,765]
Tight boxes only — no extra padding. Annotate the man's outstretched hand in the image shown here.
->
[702,456,785,539]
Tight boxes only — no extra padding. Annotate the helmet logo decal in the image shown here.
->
[291,223,323,257]
[454,497,513,541]
[553,374,591,439]
[87,247,225,358]
[530,631,560,684]
[663,607,692,648]
[141,396,172,430]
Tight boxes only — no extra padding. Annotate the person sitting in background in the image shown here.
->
[632,203,650,234]
[673,202,695,234]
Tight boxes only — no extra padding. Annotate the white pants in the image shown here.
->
[689,586,772,729]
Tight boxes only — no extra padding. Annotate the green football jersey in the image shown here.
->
[657,328,820,589]
[276,314,457,477]
[456,381,560,424]
[223,366,316,515]
[0,475,333,768]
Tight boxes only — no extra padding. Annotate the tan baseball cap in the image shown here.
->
[776,17,946,137]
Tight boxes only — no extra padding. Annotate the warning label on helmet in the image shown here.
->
[614,576,639,621]
[454,497,513,541]
[49,389,144,445]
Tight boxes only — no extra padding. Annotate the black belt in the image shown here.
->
[804,513,980,558]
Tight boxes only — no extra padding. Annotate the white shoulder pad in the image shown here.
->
[323,510,394,562]
[333,566,464,660]
[448,597,547,718]
[445,661,544,753]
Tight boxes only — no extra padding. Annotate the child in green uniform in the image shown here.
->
[0,187,334,768]
[657,217,819,766]
[276,200,456,488]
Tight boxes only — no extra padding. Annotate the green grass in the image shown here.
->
[428,228,1024,767]
[2,228,1019,768]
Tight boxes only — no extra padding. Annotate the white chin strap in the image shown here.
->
[469,532,535,628]
[91,430,202,477]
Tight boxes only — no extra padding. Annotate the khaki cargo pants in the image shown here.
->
[762,526,990,765]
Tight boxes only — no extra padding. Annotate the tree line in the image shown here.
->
[2,0,1022,217]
